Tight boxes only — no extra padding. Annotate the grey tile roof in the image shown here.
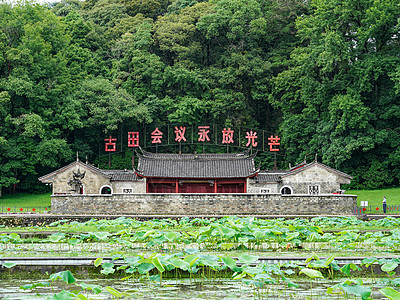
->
[136,151,257,178]
[101,170,139,181]
[39,161,140,182]
[140,149,250,159]
[39,160,110,182]
[254,171,287,183]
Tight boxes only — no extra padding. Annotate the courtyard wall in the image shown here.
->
[51,193,357,215]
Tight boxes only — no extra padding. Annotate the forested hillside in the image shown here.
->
[0,0,399,194]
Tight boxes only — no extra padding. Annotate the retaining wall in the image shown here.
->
[51,193,357,215]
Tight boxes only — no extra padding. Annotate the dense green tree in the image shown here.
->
[271,0,400,188]
[1,0,399,194]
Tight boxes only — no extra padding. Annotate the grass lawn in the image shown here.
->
[347,187,400,212]
[0,193,51,207]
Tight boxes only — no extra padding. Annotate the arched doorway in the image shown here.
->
[100,186,112,194]
[280,186,292,195]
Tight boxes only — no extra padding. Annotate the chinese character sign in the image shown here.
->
[105,136,117,152]
[174,126,186,142]
[198,126,210,142]
[268,135,280,151]
[245,131,258,147]
[128,132,139,147]
[151,128,163,144]
[221,128,234,144]
[103,126,281,152]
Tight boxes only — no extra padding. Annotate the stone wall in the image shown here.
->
[51,193,357,215]
[112,180,146,194]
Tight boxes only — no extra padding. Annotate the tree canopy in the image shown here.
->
[0,0,399,193]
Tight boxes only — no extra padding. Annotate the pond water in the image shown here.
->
[0,278,391,299]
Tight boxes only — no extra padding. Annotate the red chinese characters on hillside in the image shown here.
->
[268,135,280,152]
[245,131,257,147]
[198,126,210,142]
[105,126,280,152]
[221,128,234,144]
[128,132,139,147]
[151,128,163,144]
[104,136,117,152]
[174,126,187,142]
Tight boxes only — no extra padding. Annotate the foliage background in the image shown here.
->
[0,0,399,194]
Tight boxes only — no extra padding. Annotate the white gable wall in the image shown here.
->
[282,164,351,194]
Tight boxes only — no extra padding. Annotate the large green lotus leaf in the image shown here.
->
[164,232,178,242]
[253,230,264,239]
[125,257,141,266]
[169,258,190,270]
[361,257,378,267]
[93,232,111,240]
[184,248,199,255]
[50,271,76,284]
[238,237,249,243]
[67,238,80,246]
[152,257,165,273]
[48,233,64,243]
[254,273,275,284]
[340,263,360,276]
[105,287,122,298]
[282,276,298,288]
[341,284,371,300]
[379,287,400,300]
[238,253,258,265]
[3,262,17,269]
[94,258,103,267]
[137,263,155,274]
[221,257,236,270]
[217,225,237,238]
[77,283,102,294]
[183,254,199,267]
[20,282,51,290]
[382,262,399,273]
[299,268,324,279]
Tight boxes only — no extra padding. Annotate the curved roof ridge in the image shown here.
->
[140,149,250,159]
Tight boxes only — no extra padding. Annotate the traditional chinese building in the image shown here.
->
[39,150,352,196]
[136,150,258,193]
[40,151,356,215]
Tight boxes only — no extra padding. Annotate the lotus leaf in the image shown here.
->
[380,287,400,300]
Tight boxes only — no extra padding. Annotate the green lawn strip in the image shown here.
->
[0,193,51,207]
[347,187,400,213]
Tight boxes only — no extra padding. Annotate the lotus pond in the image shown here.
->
[1,216,400,299]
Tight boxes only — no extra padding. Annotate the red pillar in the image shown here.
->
[244,179,247,193]
[175,178,179,193]
[214,179,218,193]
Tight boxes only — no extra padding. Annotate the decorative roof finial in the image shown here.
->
[315,153,317,162]
[76,152,79,162]
[86,156,88,164]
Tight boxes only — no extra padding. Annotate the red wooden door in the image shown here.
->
[148,183,175,193]
[217,184,244,193]
[180,183,213,193]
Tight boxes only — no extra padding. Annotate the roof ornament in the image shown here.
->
[76,152,79,162]
[315,153,318,162]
